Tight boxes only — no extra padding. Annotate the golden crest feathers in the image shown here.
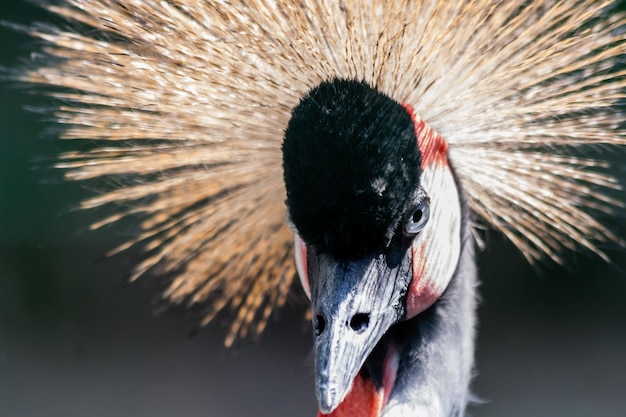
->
[14,0,626,344]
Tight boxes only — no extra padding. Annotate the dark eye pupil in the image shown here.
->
[412,209,423,223]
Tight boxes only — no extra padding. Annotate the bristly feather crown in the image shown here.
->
[9,0,626,345]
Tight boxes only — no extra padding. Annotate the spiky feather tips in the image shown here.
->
[14,0,626,344]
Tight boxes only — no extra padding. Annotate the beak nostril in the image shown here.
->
[315,314,326,336]
[349,313,370,333]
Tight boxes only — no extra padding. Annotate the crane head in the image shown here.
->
[283,79,463,415]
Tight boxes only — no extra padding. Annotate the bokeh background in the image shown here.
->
[1,2,626,417]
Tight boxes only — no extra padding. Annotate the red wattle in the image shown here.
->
[317,344,399,417]
[317,375,384,417]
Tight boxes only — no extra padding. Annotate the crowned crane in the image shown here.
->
[9,0,626,416]
[282,78,476,416]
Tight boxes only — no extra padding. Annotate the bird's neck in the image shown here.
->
[384,208,477,417]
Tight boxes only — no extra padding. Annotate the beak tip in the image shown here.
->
[316,384,340,415]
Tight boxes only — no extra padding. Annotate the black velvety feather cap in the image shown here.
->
[282,79,422,259]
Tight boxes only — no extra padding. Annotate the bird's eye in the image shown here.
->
[403,198,430,237]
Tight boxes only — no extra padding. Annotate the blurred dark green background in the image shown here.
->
[1,2,626,417]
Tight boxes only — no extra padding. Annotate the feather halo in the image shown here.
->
[10,0,626,345]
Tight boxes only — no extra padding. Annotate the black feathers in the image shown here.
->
[282,79,421,259]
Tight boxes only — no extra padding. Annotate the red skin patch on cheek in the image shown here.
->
[406,242,440,319]
[402,103,448,169]
[318,375,384,417]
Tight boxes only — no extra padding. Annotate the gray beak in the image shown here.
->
[309,249,413,414]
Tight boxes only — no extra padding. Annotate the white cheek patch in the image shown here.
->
[403,104,462,319]
[294,233,311,299]
[406,163,462,318]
